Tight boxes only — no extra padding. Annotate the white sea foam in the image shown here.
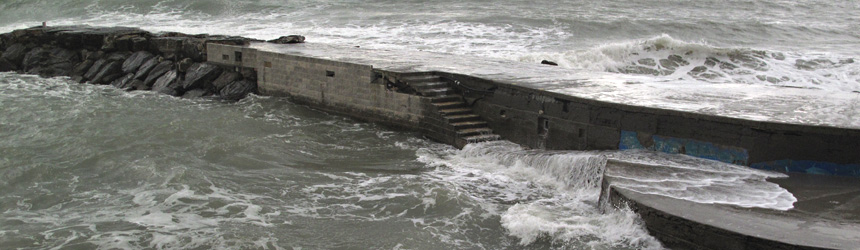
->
[417,141,798,247]
[519,34,860,92]
[417,141,663,249]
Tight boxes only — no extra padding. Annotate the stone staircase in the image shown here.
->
[400,74,501,147]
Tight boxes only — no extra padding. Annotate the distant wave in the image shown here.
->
[520,34,860,92]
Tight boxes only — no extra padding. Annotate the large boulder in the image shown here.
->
[212,70,240,92]
[267,35,305,44]
[133,56,160,80]
[90,60,123,84]
[110,73,136,89]
[84,58,108,80]
[150,37,186,59]
[182,38,207,62]
[151,70,181,96]
[121,51,154,73]
[128,79,148,91]
[220,79,257,100]
[142,60,173,87]
[182,63,222,91]
[71,60,94,78]
[1,43,28,67]
[21,47,80,77]
[82,52,128,81]
[22,47,50,72]
[0,58,15,72]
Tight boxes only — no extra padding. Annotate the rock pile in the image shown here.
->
[0,25,265,100]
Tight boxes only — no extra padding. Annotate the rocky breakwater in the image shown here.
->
[0,25,298,100]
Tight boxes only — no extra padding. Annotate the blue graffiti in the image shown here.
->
[619,130,749,165]
[620,130,860,177]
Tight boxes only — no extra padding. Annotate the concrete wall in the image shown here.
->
[208,43,429,130]
[207,43,860,176]
[446,72,860,176]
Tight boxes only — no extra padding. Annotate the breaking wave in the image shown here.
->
[520,35,860,92]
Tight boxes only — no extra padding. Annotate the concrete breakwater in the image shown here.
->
[0,26,261,100]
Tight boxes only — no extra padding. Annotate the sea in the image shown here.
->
[0,0,856,249]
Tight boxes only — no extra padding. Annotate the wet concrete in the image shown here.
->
[602,160,860,250]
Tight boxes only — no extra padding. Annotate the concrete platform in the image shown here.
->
[602,159,860,250]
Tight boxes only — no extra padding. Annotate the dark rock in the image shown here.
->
[84,50,105,61]
[121,51,154,73]
[102,32,150,52]
[111,73,136,89]
[84,58,108,80]
[152,70,181,96]
[220,79,257,100]
[134,56,161,80]
[212,70,240,91]
[151,37,186,58]
[267,35,305,44]
[91,60,123,84]
[82,52,126,81]
[0,58,15,72]
[131,37,149,51]
[22,47,80,77]
[181,89,209,98]
[143,60,173,87]
[54,26,148,51]
[129,79,148,91]
[2,43,28,66]
[540,60,558,66]
[71,60,94,78]
[106,52,131,62]
[182,63,222,91]
[22,47,50,72]
[182,38,206,62]
[177,58,193,72]
[240,67,256,81]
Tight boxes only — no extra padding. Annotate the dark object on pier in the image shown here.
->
[268,35,305,44]
[541,60,558,66]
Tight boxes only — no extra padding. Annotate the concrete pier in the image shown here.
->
[208,42,860,177]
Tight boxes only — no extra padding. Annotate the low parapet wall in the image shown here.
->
[207,42,860,177]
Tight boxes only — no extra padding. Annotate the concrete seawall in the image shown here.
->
[207,42,860,177]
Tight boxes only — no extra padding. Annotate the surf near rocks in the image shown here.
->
[0,25,302,100]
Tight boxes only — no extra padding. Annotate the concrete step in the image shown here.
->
[402,74,442,83]
[451,120,488,129]
[411,81,447,90]
[431,95,462,103]
[462,134,501,143]
[439,107,473,116]
[445,114,482,123]
[457,127,494,137]
[432,101,466,109]
[419,88,455,97]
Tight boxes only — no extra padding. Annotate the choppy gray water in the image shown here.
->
[0,0,852,249]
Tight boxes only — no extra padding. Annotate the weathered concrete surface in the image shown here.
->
[233,42,860,176]
[601,161,860,250]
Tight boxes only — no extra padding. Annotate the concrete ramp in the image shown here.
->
[601,158,860,250]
